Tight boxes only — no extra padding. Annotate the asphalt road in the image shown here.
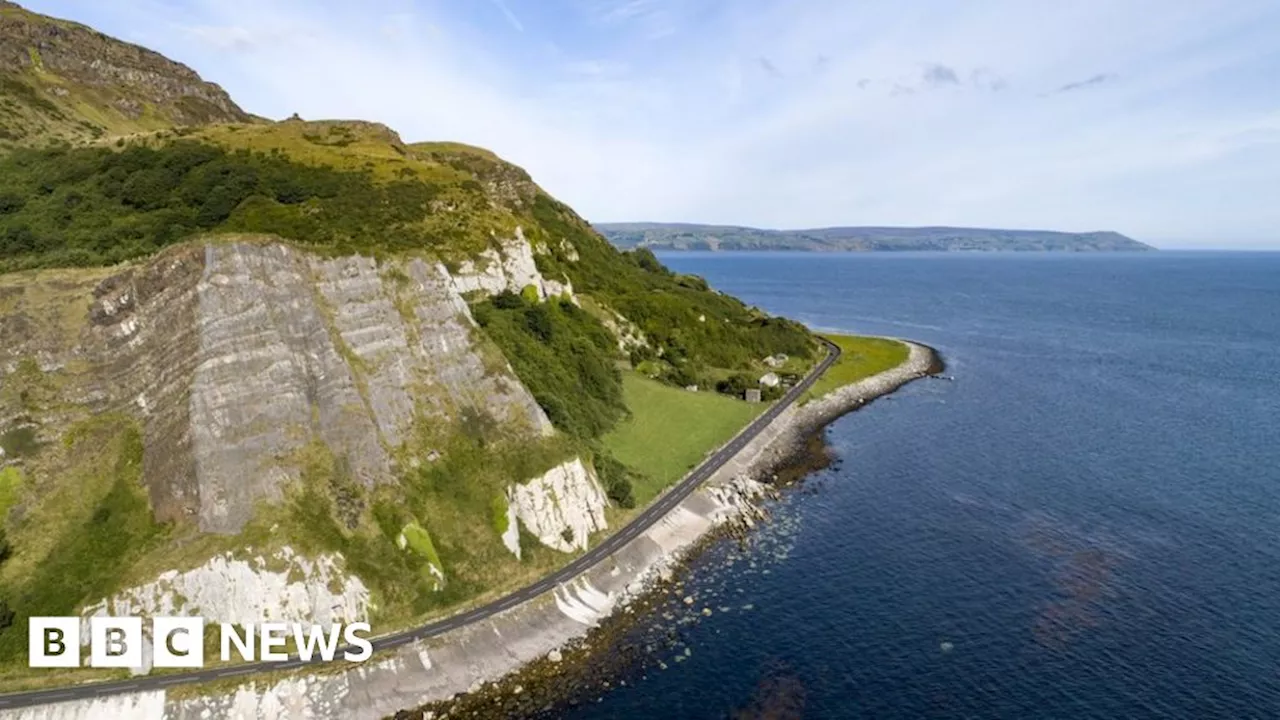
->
[0,339,840,711]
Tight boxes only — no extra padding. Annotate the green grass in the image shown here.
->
[602,373,766,504]
[490,494,509,535]
[0,467,22,521]
[804,334,910,403]
[0,416,164,663]
[400,522,445,586]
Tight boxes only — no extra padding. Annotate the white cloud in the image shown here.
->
[29,0,1280,247]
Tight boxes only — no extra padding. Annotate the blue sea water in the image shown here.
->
[560,251,1280,719]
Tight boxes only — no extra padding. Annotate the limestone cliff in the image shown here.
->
[80,546,370,628]
[0,5,824,698]
[0,238,551,535]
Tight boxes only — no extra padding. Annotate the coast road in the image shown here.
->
[0,339,841,712]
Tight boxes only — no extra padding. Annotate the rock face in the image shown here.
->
[0,1,250,126]
[449,230,574,301]
[80,545,370,629]
[505,458,608,557]
[0,239,553,535]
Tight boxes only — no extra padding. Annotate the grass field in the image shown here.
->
[804,334,910,403]
[602,373,766,505]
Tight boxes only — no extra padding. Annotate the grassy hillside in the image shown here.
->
[0,1,824,686]
[0,1,252,150]
[0,120,816,391]
[602,373,766,504]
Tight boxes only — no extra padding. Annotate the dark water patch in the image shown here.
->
[730,662,808,720]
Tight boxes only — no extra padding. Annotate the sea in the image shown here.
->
[554,250,1280,719]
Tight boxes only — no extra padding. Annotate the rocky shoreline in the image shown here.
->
[1,340,940,720]
[404,339,943,720]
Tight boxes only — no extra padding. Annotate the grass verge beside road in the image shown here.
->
[602,373,766,505]
[802,335,909,403]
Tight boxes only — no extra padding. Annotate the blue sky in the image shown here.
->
[24,0,1280,248]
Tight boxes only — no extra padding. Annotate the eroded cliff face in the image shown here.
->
[0,237,553,535]
[504,458,609,559]
[449,228,575,301]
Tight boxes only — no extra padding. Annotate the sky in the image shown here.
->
[24,0,1280,249]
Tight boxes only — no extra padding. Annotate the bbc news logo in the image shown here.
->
[28,617,373,668]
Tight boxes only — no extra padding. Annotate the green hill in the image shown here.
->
[0,0,253,150]
[0,2,817,685]
[597,222,1155,252]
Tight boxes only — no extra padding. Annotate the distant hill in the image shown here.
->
[0,0,254,149]
[596,223,1155,252]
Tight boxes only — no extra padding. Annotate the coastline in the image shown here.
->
[2,340,941,720]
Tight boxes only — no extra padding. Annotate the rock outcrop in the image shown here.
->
[0,238,553,535]
[79,546,370,629]
[449,230,574,302]
[504,458,608,558]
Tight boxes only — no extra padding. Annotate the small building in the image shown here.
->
[744,388,762,403]
[759,372,781,388]
[684,385,699,392]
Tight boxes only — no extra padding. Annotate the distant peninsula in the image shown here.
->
[595,223,1155,252]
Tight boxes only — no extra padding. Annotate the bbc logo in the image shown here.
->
[29,617,205,668]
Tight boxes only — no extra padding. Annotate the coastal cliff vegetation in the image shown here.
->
[0,0,826,690]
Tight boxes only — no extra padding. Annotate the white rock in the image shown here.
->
[80,545,370,633]
[445,229,577,304]
[505,458,608,554]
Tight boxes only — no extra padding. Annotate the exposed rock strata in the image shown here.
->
[0,239,552,535]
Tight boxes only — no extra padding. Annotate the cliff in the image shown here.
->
[0,234,617,670]
[0,0,818,697]
[0,343,938,720]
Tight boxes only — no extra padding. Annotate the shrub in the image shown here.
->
[474,296,625,441]
[0,140,474,271]
[592,452,636,509]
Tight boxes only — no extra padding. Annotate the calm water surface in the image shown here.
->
[558,251,1280,720]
